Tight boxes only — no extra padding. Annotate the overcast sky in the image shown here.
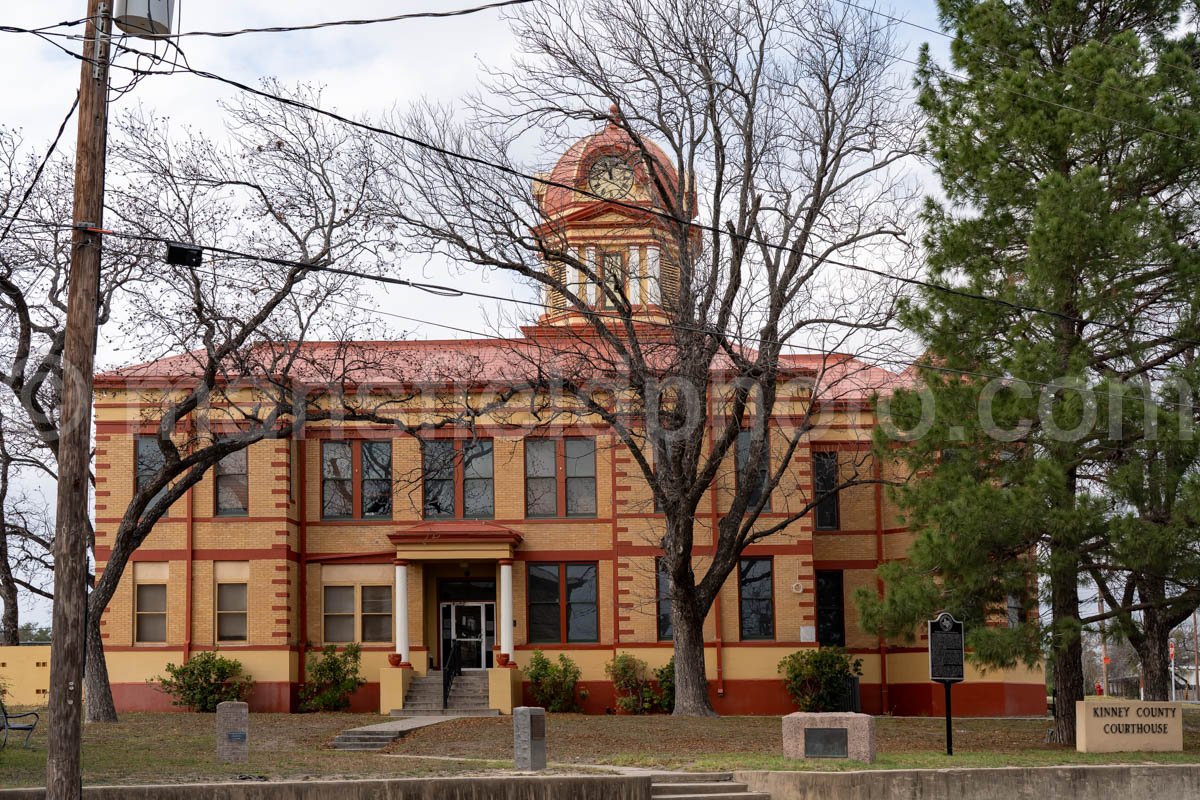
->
[1,0,948,625]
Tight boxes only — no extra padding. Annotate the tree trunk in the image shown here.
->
[1136,606,1173,701]
[670,587,715,716]
[1050,554,1083,744]
[84,594,118,722]
[0,562,18,646]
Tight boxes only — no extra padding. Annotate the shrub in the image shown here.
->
[300,643,365,712]
[606,654,658,714]
[653,657,675,713]
[156,651,254,712]
[778,647,862,712]
[523,650,584,712]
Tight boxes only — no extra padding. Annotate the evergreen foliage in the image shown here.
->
[299,644,365,712]
[523,650,585,712]
[156,652,255,712]
[778,648,863,712]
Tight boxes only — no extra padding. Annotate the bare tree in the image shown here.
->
[383,0,916,714]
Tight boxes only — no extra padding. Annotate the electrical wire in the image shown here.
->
[0,92,80,246]
[11,213,1200,416]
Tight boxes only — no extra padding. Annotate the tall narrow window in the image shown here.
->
[565,564,598,642]
[135,584,167,643]
[736,430,771,511]
[601,251,625,303]
[360,585,393,642]
[321,442,353,519]
[525,439,557,517]
[528,564,561,643]
[323,585,355,643]
[565,438,597,516]
[361,441,393,518]
[815,570,845,646]
[216,583,248,642]
[527,562,599,644]
[813,451,840,530]
[423,440,455,518]
[738,557,774,640]
[135,436,168,509]
[215,448,249,516]
[656,559,673,641]
[463,440,494,518]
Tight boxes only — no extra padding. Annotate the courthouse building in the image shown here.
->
[90,119,1044,717]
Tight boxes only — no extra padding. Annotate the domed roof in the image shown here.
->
[538,107,682,218]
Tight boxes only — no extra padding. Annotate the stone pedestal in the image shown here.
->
[782,712,874,764]
[1076,700,1183,753]
[216,701,249,764]
[513,706,547,771]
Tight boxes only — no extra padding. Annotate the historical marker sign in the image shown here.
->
[928,612,965,683]
[804,728,850,758]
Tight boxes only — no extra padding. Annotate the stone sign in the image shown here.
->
[216,701,249,763]
[1076,700,1183,753]
[783,712,875,764]
[513,706,547,771]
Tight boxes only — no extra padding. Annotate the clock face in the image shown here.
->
[587,155,635,200]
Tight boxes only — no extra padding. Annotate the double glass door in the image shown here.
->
[440,602,495,670]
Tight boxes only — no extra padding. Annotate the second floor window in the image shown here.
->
[135,436,168,510]
[423,439,494,519]
[524,437,597,518]
[215,448,249,516]
[736,430,771,511]
[322,440,393,520]
[813,451,840,530]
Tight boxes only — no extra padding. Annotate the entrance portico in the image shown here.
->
[388,521,522,672]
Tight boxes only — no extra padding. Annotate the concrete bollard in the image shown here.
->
[513,706,547,771]
[216,700,249,764]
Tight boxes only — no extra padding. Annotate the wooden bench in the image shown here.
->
[1,699,39,749]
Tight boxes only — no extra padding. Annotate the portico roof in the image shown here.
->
[388,520,523,561]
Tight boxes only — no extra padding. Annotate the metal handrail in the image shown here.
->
[443,640,462,709]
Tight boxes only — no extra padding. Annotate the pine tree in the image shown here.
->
[860,0,1200,744]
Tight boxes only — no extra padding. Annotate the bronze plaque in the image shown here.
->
[530,713,546,740]
[804,727,848,758]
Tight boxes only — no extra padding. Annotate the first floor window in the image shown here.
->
[216,583,248,642]
[135,583,167,643]
[656,559,672,641]
[813,451,840,530]
[215,447,249,516]
[527,562,599,644]
[815,570,845,647]
[323,584,393,644]
[738,557,774,640]
[323,585,355,643]
[361,585,393,642]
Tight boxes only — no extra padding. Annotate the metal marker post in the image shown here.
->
[928,612,965,758]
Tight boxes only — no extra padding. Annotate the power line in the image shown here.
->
[0,91,79,245]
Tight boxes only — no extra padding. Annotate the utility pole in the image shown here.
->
[1192,610,1199,702]
[1098,596,1109,696]
[46,1,112,796]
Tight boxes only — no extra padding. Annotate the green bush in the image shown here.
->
[653,657,675,713]
[778,647,862,712]
[606,654,658,714]
[300,643,365,712]
[156,651,254,712]
[523,650,584,712]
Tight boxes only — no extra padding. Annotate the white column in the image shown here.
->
[394,560,410,666]
[500,559,514,663]
[628,246,641,305]
[647,246,661,304]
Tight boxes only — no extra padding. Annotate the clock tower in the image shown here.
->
[530,107,695,328]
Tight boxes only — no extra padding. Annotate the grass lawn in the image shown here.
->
[390,710,1200,771]
[7,708,1200,787]
[0,711,507,789]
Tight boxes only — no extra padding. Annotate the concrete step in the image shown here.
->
[389,708,500,717]
[649,774,733,784]
[652,784,750,796]
[651,795,769,800]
